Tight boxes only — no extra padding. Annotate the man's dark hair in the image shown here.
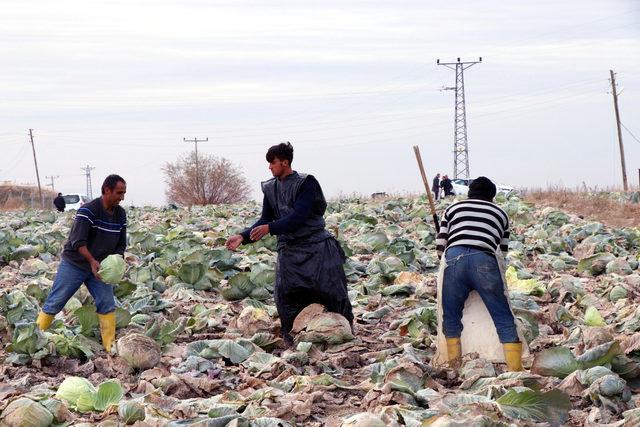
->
[266,142,294,164]
[101,174,126,195]
[57,193,62,196]
[468,176,497,201]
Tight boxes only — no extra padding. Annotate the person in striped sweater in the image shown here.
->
[435,176,522,371]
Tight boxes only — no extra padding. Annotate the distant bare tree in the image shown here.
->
[163,151,251,206]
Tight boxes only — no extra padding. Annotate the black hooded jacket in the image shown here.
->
[53,195,66,212]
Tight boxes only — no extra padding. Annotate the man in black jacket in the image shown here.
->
[226,142,354,345]
[53,193,66,212]
[432,173,441,200]
[37,175,127,352]
[441,175,454,197]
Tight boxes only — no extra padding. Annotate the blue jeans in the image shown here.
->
[42,259,115,315]
[442,246,519,343]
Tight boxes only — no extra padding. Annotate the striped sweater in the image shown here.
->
[435,199,509,258]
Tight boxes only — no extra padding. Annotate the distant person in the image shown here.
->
[441,175,454,197]
[432,173,441,201]
[53,193,66,212]
[36,175,127,353]
[225,142,354,346]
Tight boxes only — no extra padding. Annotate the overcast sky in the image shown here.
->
[1,0,639,206]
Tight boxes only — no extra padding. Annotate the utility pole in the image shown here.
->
[45,175,60,191]
[28,129,44,209]
[81,165,95,199]
[437,57,482,180]
[609,70,628,192]
[183,137,208,205]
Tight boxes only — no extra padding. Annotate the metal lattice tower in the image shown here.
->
[437,57,482,179]
[81,165,95,199]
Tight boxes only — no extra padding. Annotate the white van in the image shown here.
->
[451,179,515,197]
[62,193,91,211]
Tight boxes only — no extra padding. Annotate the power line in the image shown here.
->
[493,7,640,49]
[30,87,604,157]
[1,143,29,175]
[6,74,612,169]
[621,122,640,145]
[2,86,612,181]
[33,76,610,142]
[36,82,596,143]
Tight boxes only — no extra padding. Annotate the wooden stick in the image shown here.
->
[413,145,440,232]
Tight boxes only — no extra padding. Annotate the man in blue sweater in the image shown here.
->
[37,175,127,352]
[226,142,353,345]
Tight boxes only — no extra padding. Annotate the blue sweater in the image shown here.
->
[61,197,127,271]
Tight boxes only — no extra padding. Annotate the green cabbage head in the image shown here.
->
[99,254,127,284]
[56,377,96,408]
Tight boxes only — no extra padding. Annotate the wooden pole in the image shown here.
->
[610,70,628,192]
[183,137,208,205]
[413,145,440,232]
[28,129,44,209]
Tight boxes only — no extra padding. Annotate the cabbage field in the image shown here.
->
[1,194,640,426]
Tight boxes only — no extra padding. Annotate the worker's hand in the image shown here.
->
[91,259,102,280]
[249,224,270,242]
[225,234,243,251]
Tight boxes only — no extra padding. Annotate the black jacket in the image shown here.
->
[53,196,66,212]
[441,178,454,195]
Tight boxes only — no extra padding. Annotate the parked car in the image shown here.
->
[450,178,515,197]
[62,193,91,210]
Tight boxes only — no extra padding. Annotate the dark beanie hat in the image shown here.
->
[468,176,496,201]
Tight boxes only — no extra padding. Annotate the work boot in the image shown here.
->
[98,312,116,353]
[36,312,55,331]
[503,342,523,371]
[446,337,462,369]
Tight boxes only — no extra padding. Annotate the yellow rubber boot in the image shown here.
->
[98,312,116,353]
[36,312,55,331]
[446,337,462,369]
[503,342,523,371]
